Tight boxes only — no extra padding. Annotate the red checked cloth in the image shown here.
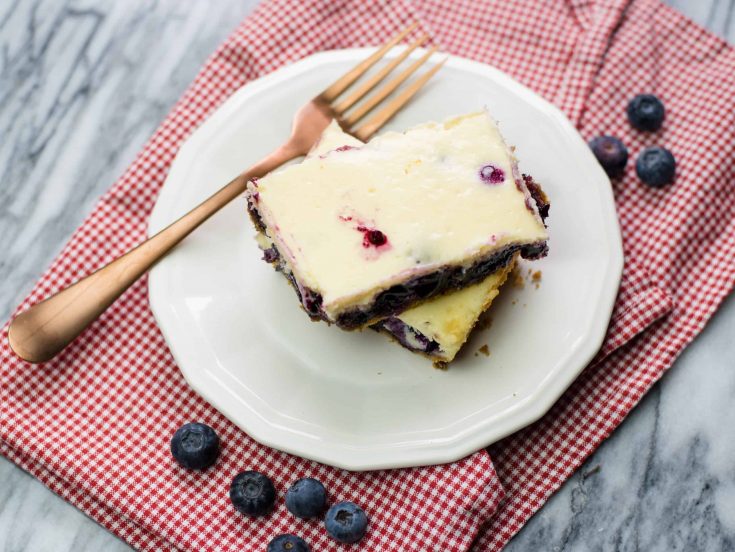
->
[2,0,734,550]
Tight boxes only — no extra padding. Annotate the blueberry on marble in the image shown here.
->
[479,164,505,183]
[325,501,368,544]
[636,146,676,188]
[170,422,219,470]
[267,534,310,552]
[588,136,628,177]
[285,478,327,519]
[230,471,277,517]
[627,94,665,132]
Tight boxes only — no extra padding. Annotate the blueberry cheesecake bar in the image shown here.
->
[246,111,549,330]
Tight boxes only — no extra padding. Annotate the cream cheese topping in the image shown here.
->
[249,111,547,320]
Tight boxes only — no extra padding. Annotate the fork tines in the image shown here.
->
[319,22,446,142]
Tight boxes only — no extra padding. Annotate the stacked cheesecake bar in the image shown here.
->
[246,111,549,365]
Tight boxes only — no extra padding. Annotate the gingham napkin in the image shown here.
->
[1,0,734,550]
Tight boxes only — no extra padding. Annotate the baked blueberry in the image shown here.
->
[170,422,219,470]
[267,534,310,552]
[479,164,505,183]
[285,478,327,519]
[588,136,628,177]
[300,287,323,317]
[356,225,389,248]
[627,94,665,132]
[365,229,387,247]
[325,501,368,544]
[230,471,277,517]
[636,146,676,188]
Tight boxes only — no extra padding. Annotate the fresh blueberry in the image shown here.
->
[627,94,665,132]
[588,136,628,177]
[479,164,505,184]
[285,478,327,519]
[325,501,368,544]
[267,534,310,552]
[230,471,277,517]
[170,422,219,470]
[635,146,676,188]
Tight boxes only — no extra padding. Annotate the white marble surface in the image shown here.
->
[0,1,734,550]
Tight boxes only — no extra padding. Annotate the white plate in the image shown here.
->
[148,48,622,471]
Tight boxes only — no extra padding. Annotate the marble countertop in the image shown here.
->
[1,1,734,550]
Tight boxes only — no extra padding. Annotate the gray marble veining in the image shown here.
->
[504,292,735,552]
[1,1,734,551]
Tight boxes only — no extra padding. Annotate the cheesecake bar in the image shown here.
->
[247,111,549,330]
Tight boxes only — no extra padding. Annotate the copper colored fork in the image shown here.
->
[8,23,445,363]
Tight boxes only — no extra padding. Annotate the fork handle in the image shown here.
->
[8,145,296,364]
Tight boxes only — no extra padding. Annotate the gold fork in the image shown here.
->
[8,23,445,363]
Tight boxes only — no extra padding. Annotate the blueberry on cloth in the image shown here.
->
[627,94,665,132]
[325,501,368,544]
[267,534,310,552]
[588,136,628,177]
[636,146,676,188]
[230,471,277,517]
[170,422,219,470]
[285,478,328,519]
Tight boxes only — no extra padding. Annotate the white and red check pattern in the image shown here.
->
[1,0,734,550]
